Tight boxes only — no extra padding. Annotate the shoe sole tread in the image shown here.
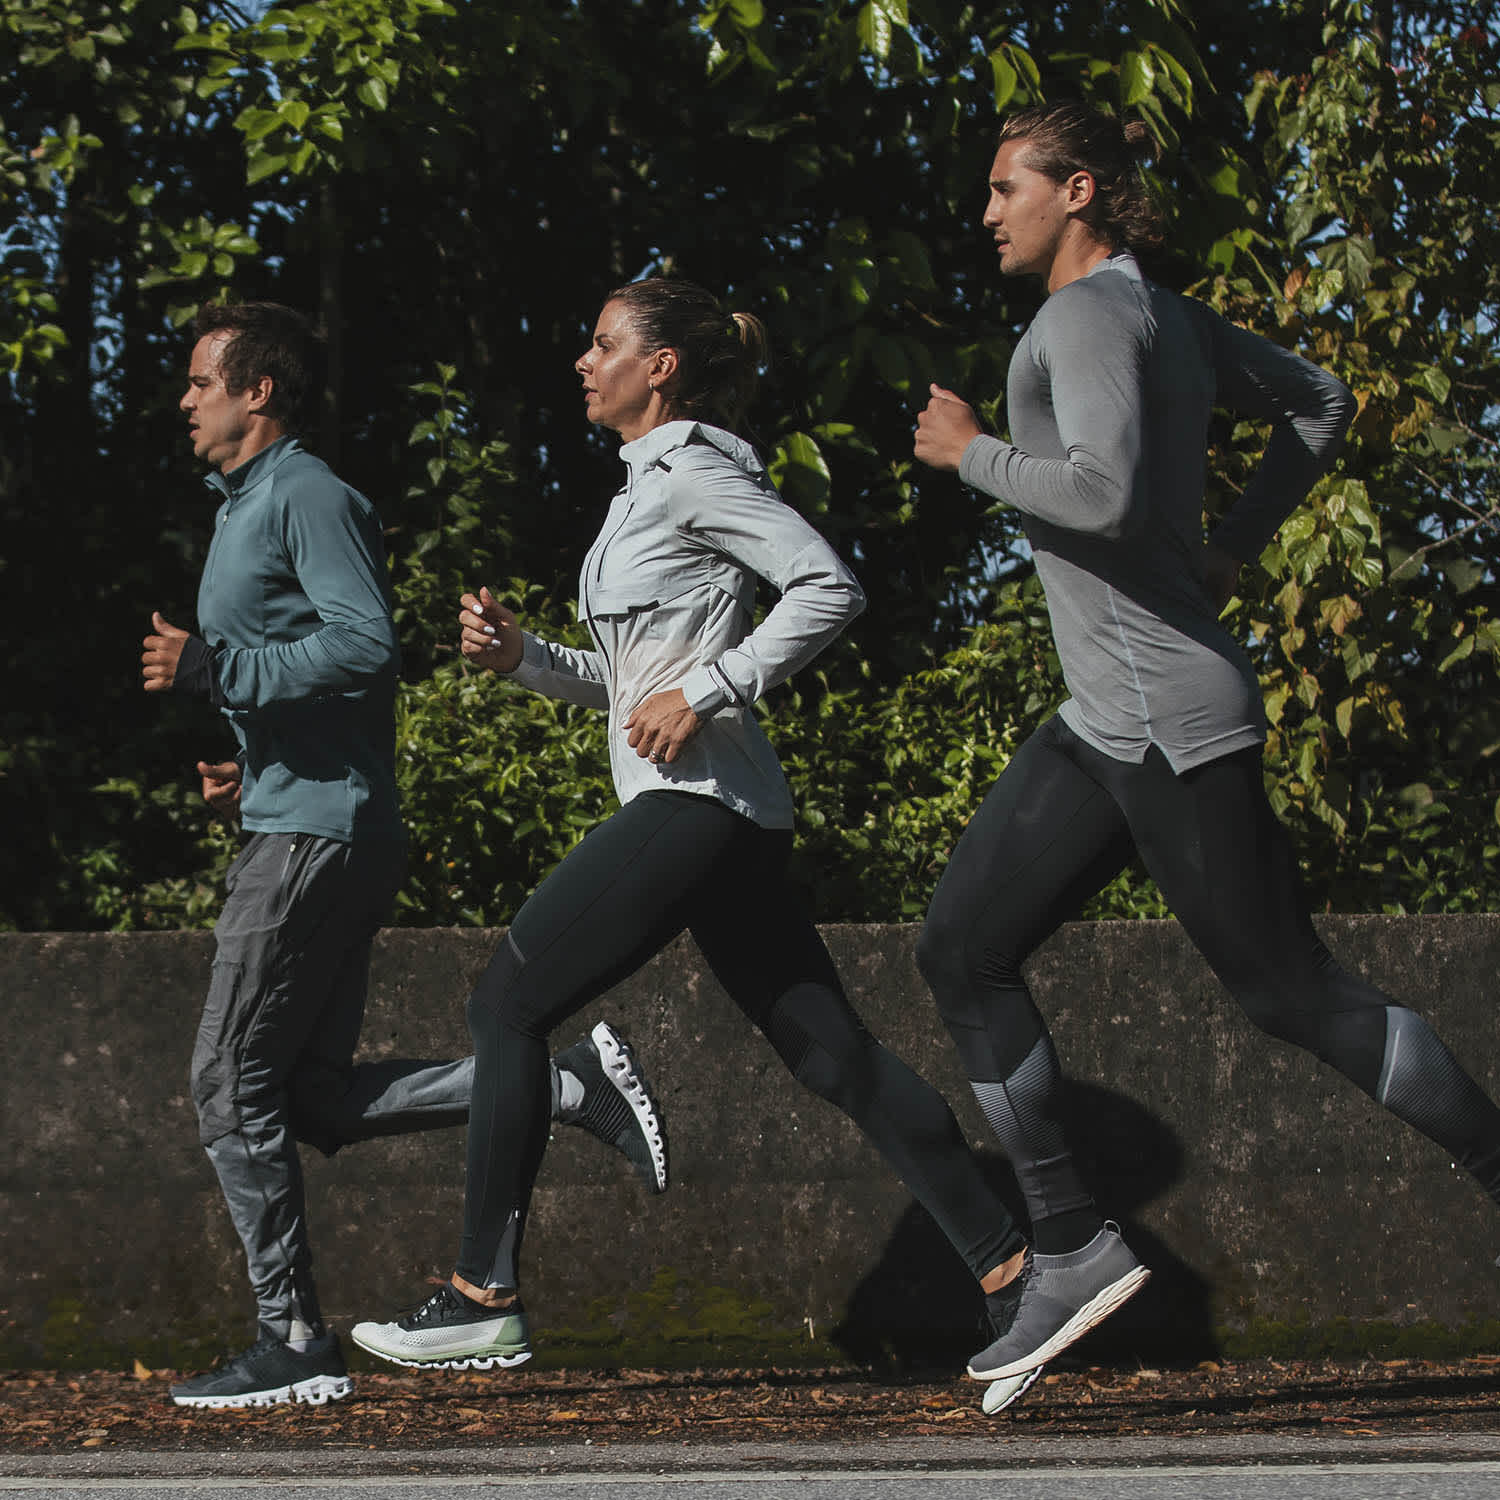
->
[592,1021,668,1193]
[350,1342,532,1372]
[171,1373,353,1408]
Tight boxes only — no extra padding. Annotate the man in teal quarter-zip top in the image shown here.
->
[141,301,669,1410]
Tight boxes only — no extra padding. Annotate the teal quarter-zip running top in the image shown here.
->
[197,435,401,843]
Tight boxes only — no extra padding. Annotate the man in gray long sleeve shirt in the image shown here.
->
[911,101,1500,1394]
[954,246,1352,771]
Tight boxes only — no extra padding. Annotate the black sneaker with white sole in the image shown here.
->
[170,1333,353,1409]
[351,1282,532,1371]
[556,1021,668,1193]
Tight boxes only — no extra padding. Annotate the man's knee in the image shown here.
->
[1231,977,1388,1089]
[916,903,1007,1007]
[189,1043,243,1148]
[917,917,1027,1035]
[914,914,960,997]
[192,1029,311,1150]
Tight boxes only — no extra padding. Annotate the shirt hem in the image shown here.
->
[616,780,793,831]
[240,815,404,844]
[1057,702,1265,775]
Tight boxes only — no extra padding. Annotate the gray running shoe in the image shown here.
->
[557,1021,668,1193]
[966,1222,1149,1381]
[351,1283,531,1371]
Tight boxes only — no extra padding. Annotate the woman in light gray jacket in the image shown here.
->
[352,279,1030,1393]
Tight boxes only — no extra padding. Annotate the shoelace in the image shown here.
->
[399,1282,516,1330]
[215,1334,283,1371]
[399,1283,466,1329]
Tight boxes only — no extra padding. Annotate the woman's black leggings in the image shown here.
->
[918,715,1500,1252]
[459,790,1024,1291]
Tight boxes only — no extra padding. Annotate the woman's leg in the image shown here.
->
[351,793,745,1370]
[687,822,1026,1284]
[916,717,1137,1256]
[1101,743,1500,1209]
[458,794,746,1291]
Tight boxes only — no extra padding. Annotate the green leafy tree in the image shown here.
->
[2,0,1495,928]
[1200,2,1500,909]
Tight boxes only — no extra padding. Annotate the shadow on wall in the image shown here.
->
[832,1080,1216,1372]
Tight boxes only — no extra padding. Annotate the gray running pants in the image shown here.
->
[192,830,466,1342]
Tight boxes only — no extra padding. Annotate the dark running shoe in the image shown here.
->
[557,1021,668,1193]
[351,1282,531,1371]
[982,1260,1028,1340]
[967,1222,1149,1382]
[977,1255,1044,1414]
[170,1333,353,1409]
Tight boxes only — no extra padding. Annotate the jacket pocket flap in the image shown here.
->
[585,583,659,620]
[587,569,716,617]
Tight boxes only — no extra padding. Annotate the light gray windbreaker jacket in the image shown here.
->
[509,420,865,828]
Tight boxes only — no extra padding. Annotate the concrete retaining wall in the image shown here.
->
[3,918,1498,1371]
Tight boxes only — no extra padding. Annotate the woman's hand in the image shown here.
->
[459,585,523,673]
[625,689,702,765]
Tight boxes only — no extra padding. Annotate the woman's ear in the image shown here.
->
[651,346,680,390]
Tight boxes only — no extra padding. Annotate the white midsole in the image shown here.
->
[172,1373,353,1409]
[351,1341,532,1373]
[593,1022,668,1190]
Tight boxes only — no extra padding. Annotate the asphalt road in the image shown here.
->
[5,1473,1500,1500]
[7,1437,1500,1499]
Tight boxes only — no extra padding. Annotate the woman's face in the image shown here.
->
[575,300,673,441]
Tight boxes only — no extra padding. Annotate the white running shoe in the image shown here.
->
[352,1283,532,1371]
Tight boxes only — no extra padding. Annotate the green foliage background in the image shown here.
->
[2,0,1496,930]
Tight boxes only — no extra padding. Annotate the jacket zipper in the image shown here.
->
[584,472,639,689]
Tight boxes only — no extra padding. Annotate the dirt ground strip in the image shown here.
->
[3,1357,1500,1454]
